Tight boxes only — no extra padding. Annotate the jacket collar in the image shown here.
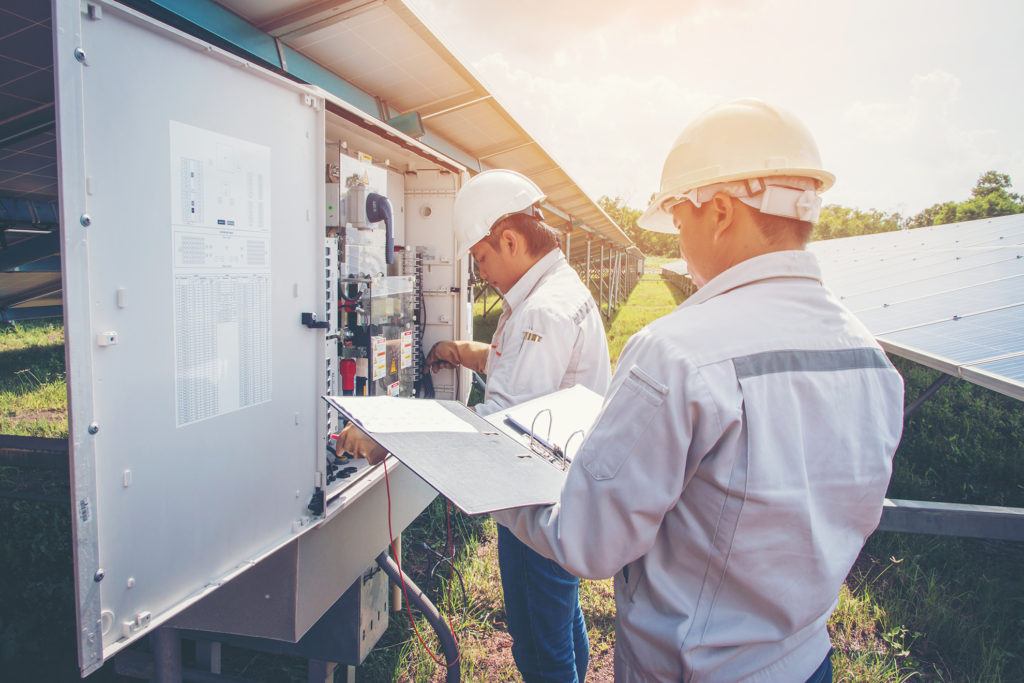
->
[682,250,823,308]
[502,248,564,312]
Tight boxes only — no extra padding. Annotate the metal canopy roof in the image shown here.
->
[0,0,638,322]
[809,214,1024,401]
[213,0,633,247]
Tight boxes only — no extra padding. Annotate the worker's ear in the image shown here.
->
[709,192,735,243]
[497,226,523,256]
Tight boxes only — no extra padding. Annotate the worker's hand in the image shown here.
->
[426,340,490,374]
[335,423,388,466]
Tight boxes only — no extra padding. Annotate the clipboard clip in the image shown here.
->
[528,408,555,458]
[527,409,582,471]
[561,429,586,470]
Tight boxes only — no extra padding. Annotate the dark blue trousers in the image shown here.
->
[806,649,833,683]
[497,524,589,683]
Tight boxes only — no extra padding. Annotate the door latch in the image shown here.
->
[301,312,330,329]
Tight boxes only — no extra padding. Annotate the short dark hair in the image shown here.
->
[726,198,813,245]
[485,212,561,256]
[755,213,814,245]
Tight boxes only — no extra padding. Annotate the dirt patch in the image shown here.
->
[5,408,65,421]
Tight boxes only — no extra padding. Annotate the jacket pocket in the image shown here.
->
[622,560,646,604]
[581,365,668,481]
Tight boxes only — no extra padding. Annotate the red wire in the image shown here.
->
[382,457,460,669]
[446,500,454,561]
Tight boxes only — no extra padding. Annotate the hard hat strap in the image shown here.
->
[662,176,821,223]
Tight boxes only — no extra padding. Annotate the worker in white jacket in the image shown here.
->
[338,168,610,683]
[493,99,905,682]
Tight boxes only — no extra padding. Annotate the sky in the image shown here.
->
[408,0,1024,217]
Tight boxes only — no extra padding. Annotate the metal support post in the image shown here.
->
[195,640,221,674]
[585,238,592,292]
[308,660,337,683]
[599,242,606,317]
[615,251,623,306]
[616,251,623,304]
[904,374,953,421]
[609,250,615,310]
[151,628,182,683]
[391,533,402,611]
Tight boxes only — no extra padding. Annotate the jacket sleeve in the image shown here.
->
[492,330,714,579]
[474,305,577,417]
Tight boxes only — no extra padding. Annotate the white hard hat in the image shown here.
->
[454,169,546,259]
[638,98,835,233]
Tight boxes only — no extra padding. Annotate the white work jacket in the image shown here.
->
[475,248,610,416]
[494,250,905,682]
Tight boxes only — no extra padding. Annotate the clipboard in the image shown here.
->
[324,387,605,515]
[323,396,566,514]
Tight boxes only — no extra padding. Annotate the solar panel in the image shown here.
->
[810,213,1024,401]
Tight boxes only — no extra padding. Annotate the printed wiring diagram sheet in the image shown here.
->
[170,121,272,426]
[327,396,477,434]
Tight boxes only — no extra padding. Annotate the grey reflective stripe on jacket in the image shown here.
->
[494,250,905,682]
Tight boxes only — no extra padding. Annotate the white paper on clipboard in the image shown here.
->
[486,384,605,462]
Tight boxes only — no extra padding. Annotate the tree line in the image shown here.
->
[601,170,1024,257]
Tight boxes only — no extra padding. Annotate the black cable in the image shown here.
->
[419,541,469,615]
[415,258,435,398]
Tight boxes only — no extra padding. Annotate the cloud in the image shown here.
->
[835,69,1020,213]
[408,1,1024,218]
[471,53,720,208]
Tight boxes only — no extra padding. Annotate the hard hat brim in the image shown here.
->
[637,196,678,234]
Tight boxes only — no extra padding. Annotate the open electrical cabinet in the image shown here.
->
[50,1,471,675]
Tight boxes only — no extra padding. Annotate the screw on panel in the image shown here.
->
[88,422,99,435]
[80,213,92,227]
[74,47,87,63]
[94,569,105,582]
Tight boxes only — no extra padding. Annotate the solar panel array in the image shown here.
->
[809,214,1024,401]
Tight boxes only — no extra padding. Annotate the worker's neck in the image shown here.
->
[707,236,806,283]
[503,249,550,292]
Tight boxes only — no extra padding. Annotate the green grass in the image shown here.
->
[639,255,678,273]
[2,273,1023,681]
[0,320,67,438]
[604,273,686,365]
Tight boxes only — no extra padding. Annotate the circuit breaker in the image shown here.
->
[317,149,429,507]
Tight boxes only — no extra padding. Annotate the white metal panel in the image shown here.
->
[57,3,327,673]
[403,167,469,401]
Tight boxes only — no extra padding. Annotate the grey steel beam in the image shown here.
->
[0,279,62,309]
[272,1,385,40]
[878,499,1024,542]
[0,233,60,270]
[904,374,953,421]
[0,103,55,147]
[419,94,493,120]
[477,139,536,160]
[0,305,62,323]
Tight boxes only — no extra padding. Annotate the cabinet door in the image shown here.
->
[54,2,326,673]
